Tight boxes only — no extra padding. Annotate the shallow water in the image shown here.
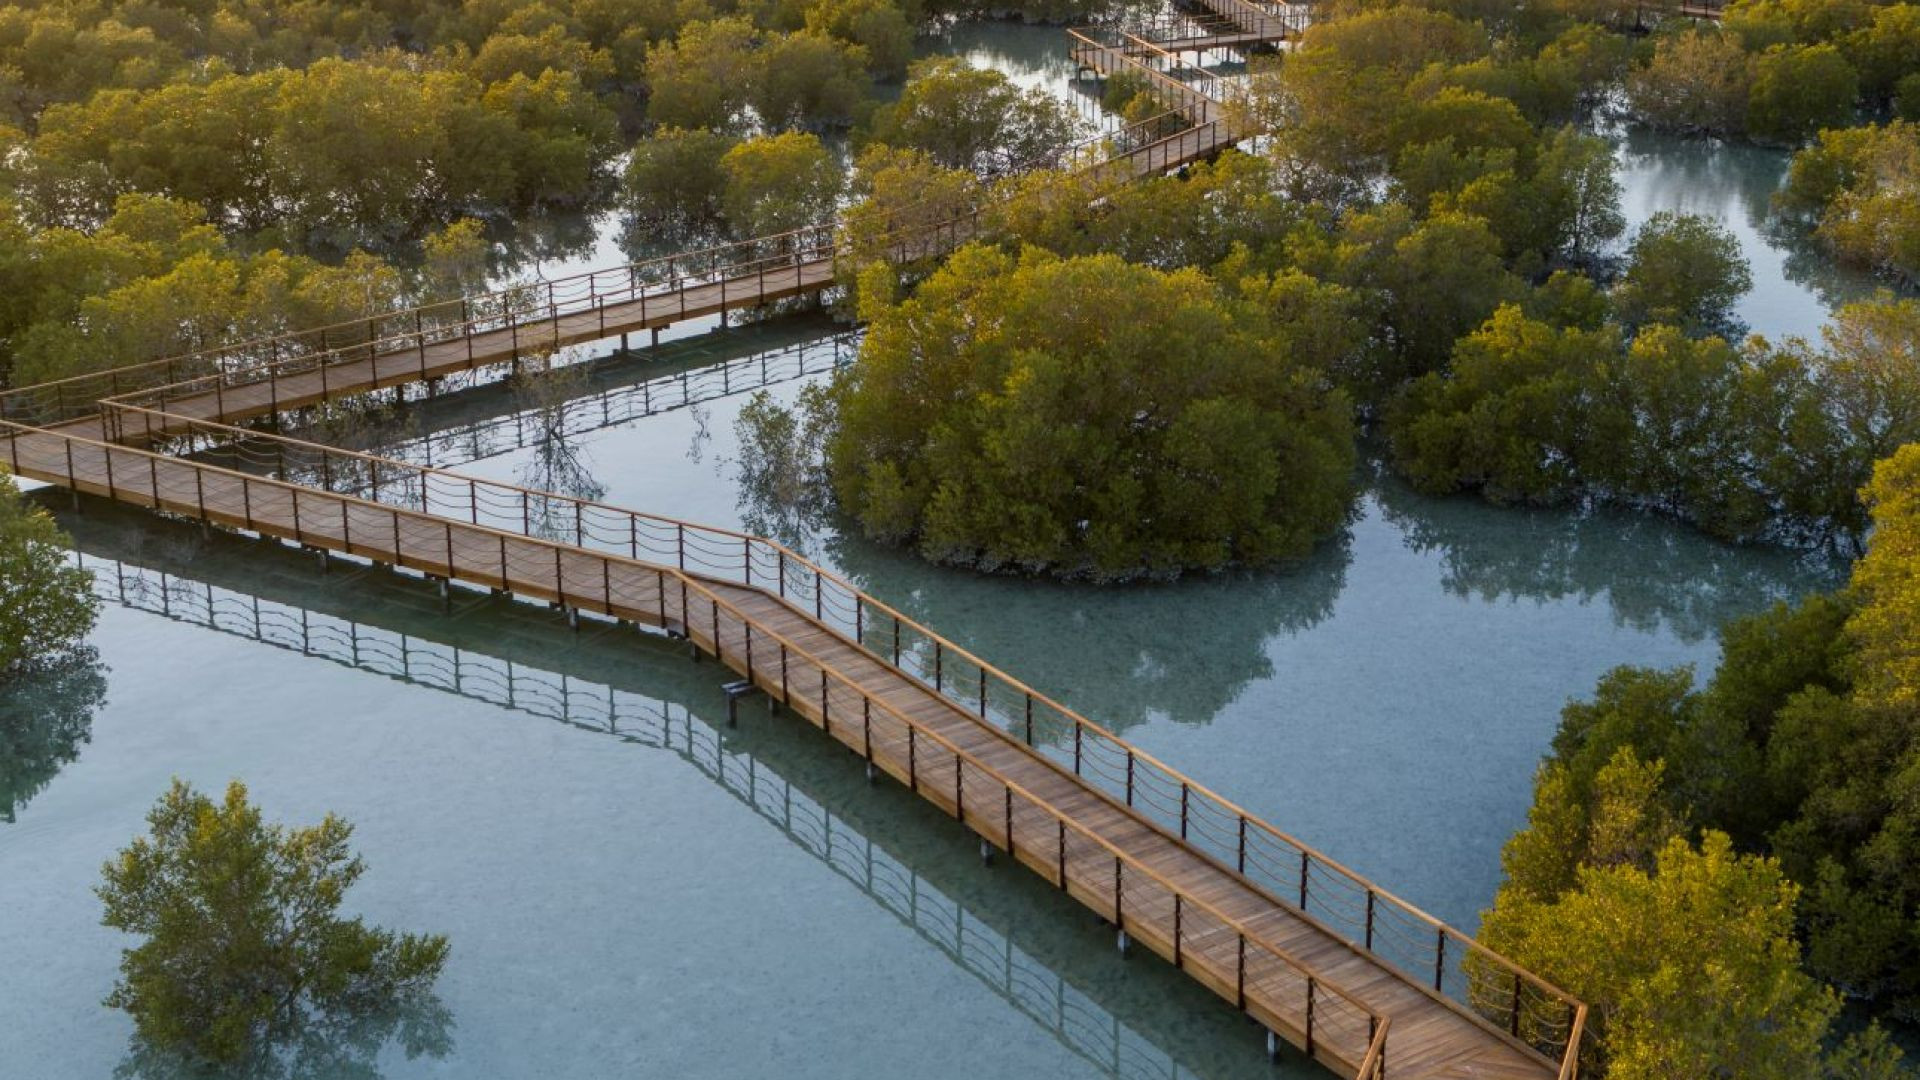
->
[1611,125,1884,343]
[440,326,1838,928]
[0,21,1883,1080]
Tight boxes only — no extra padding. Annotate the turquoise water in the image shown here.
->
[442,328,1836,932]
[0,23,1877,1080]
[1611,124,1883,343]
[0,312,1838,1076]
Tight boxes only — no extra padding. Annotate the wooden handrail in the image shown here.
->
[1558,1005,1588,1080]
[6,7,1585,1054]
[1356,1017,1391,1080]
[0,109,1194,423]
[3,114,1202,431]
[107,347,1588,1043]
[1,418,1395,1071]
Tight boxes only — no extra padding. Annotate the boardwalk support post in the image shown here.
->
[722,679,756,727]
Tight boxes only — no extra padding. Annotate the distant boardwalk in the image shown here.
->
[0,13,1587,1079]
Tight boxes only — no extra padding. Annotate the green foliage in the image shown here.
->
[0,468,96,676]
[5,195,410,386]
[995,152,1310,276]
[862,57,1079,176]
[1484,449,1920,1024]
[1387,292,1920,545]
[1898,72,1920,120]
[644,17,758,131]
[748,29,869,131]
[623,125,738,234]
[1721,0,1873,50]
[1482,832,1840,1080]
[1844,3,1920,105]
[1388,304,1610,503]
[719,131,840,236]
[1747,43,1858,145]
[419,217,493,300]
[1244,11,1484,206]
[1612,211,1752,334]
[803,0,914,79]
[1626,29,1752,137]
[16,58,619,247]
[823,245,1356,580]
[1316,204,1524,389]
[97,779,450,1066]
[1778,121,1920,281]
[836,143,981,288]
[1529,126,1627,264]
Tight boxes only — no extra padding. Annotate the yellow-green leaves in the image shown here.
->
[96,779,449,1066]
[0,467,95,676]
[824,245,1356,580]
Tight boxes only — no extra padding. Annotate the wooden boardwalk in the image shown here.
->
[67,544,1245,1080]
[0,15,1588,1079]
[2,412,1582,1080]
[5,127,1229,442]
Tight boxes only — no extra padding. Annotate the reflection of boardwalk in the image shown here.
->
[76,552,1211,1080]
[5,407,1572,1080]
[0,12,1587,1077]
[327,333,859,473]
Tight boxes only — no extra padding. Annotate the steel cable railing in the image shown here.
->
[0,105,1204,431]
[7,418,1394,1078]
[82,553,1208,1080]
[85,401,1585,1074]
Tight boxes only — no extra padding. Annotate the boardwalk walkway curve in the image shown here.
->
[71,547,1267,1080]
[0,11,1589,1079]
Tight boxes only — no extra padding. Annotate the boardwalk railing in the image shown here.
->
[4,418,1393,1078]
[81,552,1224,1080]
[96,403,1585,1074]
[59,119,1220,440]
[1070,28,1221,121]
[1116,5,1306,49]
[338,332,861,468]
[0,111,1200,430]
[5,5,1592,1066]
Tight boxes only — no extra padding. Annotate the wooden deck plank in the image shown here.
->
[0,420,1565,1080]
[0,18,1579,1072]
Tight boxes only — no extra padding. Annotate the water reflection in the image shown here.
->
[113,994,453,1080]
[1610,124,1885,341]
[508,358,609,510]
[361,327,855,474]
[55,510,1317,1080]
[826,529,1352,730]
[0,649,108,824]
[332,324,1837,728]
[1370,464,1841,644]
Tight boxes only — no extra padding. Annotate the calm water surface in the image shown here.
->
[0,23,1871,1080]
[1612,125,1884,342]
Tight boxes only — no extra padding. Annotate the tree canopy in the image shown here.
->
[0,468,96,676]
[1478,443,1920,1050]
[861,57,1081,177]
[98,779,450,1066]
[822,244,1356,580]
